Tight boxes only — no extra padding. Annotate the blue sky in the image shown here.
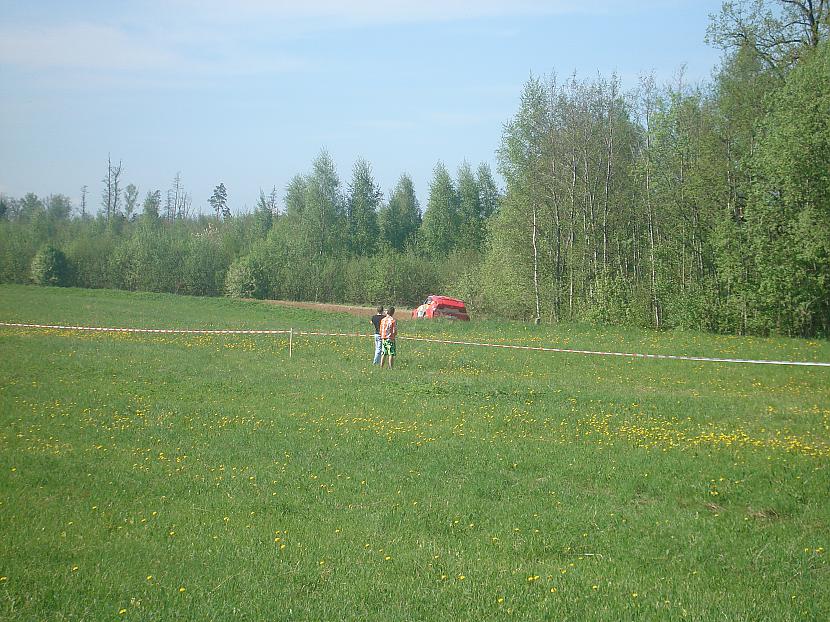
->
[0,0,725,214]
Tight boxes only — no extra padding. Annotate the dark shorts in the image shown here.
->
[382,339,396,356]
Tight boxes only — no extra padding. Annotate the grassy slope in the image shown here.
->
[1,284,828,621]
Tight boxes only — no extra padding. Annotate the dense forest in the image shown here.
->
[1,0,828,337]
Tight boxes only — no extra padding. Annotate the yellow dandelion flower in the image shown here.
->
[118,608,127,615]
[497,597,505,603]
[179,587,186,593]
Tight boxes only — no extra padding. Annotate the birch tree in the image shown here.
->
[496,76,552,323]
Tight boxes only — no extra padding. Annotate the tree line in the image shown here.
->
[480,0,828,337]
[0,153,498,309]
[1,1,827,337]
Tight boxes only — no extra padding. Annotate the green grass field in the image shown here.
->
[1,284,828,621]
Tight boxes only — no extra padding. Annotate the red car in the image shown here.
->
[412,295,470,321]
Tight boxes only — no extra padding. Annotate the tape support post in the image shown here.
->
[1,321,829,368]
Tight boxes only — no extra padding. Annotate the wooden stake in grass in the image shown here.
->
[289,327,293,358]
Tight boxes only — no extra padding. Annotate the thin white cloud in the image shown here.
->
[230,0,584,21]
[0,0,684,80]
[0,20,308,83]
[187,0,634,27]
[0,23,181,72]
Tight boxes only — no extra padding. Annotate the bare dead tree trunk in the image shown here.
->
[112,161,122,219]
[102,155,122,223]
[180,193,192,219]
[104,155,112,222]
[171,172,182,220]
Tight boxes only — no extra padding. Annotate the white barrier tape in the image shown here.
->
[3,321,829,368]
[396,335,830,367]
[0,322,291,336]
[284,330,830,368]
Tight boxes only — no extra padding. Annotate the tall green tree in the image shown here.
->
[45,194,73,221]
[456,161,484,252]
[346,159,381,256]
[284,175,307,217]
[209,183,229,220]
[254,189,275,237]
[420,162,460,258]
[302,150,345,260]
[142,190,161,221]
[124,184,139,220]
[476,163,501,220]
[743,40,830,335]
[18,193,44,222]
[494,76,553,322]
[707,0,829,74]
[281,174,308,256]
[379,174,421,252]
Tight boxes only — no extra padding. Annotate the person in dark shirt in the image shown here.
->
[370,306,385,365]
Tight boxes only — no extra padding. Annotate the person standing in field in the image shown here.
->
[370,305,385,365]
[379,306,397,369]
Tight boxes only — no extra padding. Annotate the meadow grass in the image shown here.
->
[0,284,828,621]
